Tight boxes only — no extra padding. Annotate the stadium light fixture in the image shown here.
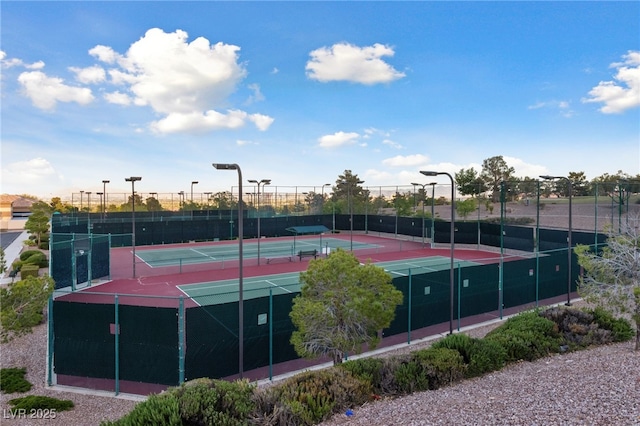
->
[421,171,455,334]
[213,163,245,378]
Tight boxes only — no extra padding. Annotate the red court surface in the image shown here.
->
[58,233,508,306]
[54,233,573,394]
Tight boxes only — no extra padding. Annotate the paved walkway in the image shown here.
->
[1,230,29,285]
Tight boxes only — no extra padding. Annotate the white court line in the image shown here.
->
[265,279,293,293]
[190,248,216,259]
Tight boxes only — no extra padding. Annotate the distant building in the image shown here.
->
[0,194,33,230]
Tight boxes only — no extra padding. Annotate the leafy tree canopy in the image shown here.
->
[290,249,403,364]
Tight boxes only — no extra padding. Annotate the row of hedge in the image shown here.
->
[9,250,48,280]
[103,306,633,426]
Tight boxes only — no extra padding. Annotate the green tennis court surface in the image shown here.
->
[179,256,481,306]
[136,237,380,267]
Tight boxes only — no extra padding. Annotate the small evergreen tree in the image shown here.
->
[290,249,403,365]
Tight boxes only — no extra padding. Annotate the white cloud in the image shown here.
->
[528,99,574,118]
[1,51,44,70]
[104,91,132,105]
[318,131,360,148]
[150,109,248,134]
[382,139,403,149]
[582,50,640,114]
[382,154,429,167]
[245,83,265,104]
[306,42,405,84]
[248,113,274,131]
[70,65,106,84]
[88,45,121,64]
[503,156,548,178]
[1,157,59,187]
[90,28,273,133]
[17,71,94,110]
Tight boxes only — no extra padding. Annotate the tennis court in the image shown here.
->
[178,255,482,306]
[136,237,380,267]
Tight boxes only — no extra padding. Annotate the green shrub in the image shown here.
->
[8,395,74,412]
[431,333,506,378]
[255,368,371,426]
[169,378,255,425]
[22,252,48,268]
[0,368,32,393]
[392,348,466,394]
[486,310,562,361]
[589,307,634,342]
[20,264,39,279]
[19,250,42,262]
[10,260,23,272]
[339,357,384,392]
[101,393,181,426]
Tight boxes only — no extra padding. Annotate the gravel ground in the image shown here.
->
[1,313,638,426]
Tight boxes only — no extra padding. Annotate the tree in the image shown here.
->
[290,249,403,365]
[0,275,55,342]
[480,156,515,202]
[332,170,366,214]
[24,202,50,248]
[575,215,640,351]
[455,168,486,198]
[456,198,477,219]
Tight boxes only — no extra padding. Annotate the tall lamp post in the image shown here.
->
[213,163,244,378]
[86,192,92,212]
[248,179,271,265]
[96,192,103,218]
[410,182,434,247]
[125,177,142,278]
[421,170,455,334]
[191,181,199,204]
[540,175,573,306]
[321,183,331,216]
[429,182,437,248]
[339,180,354,251]
[80,190,84,211]
[102,180,110,217]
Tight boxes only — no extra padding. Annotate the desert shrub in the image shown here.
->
[393,347,466,393]
[101,393,181,426]
[589,307,634,342]
[485,310,562,361]
[20,264,40,279]
[169,378,255,425]
[540,307,612,349]
[8,395,74,412]
[0,275,55,342]
[431,333,506,378]
[339,357,384,392]
[254,368,371,426]
[0,368,32,393]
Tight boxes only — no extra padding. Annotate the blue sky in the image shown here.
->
[1,1,639,199]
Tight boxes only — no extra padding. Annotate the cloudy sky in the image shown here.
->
[1,1,639,199]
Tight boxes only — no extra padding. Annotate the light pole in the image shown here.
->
[125,176,142,278]
[80,190,84,211]
[429,182,436,248]
[410,182,432,247]
[321,183,331,216]
[339,180,354,251]
[96,192,103,218]
[421,170,455,334]
[248,179,271,265]
[540,175,573,306]
[214,163,244,378]
[86,192,92,212]
[102,180,110,217]
[178,191,184,211]
[191,181,198,204]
